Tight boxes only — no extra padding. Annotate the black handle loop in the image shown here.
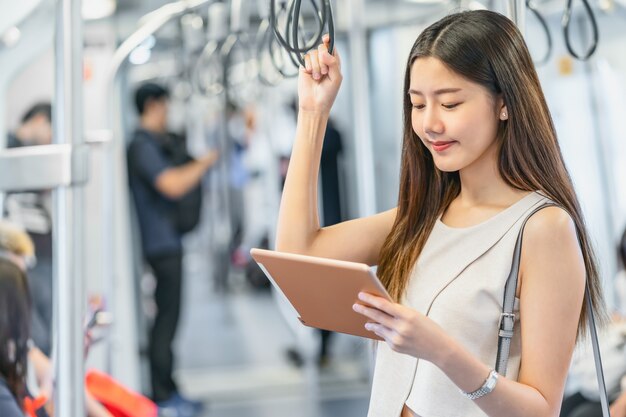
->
[270,0,335,69]
[257,18,299,84]
[562,0,599,61]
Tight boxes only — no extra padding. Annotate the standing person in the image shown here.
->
[225,104,251,279]
[127,82,218,416]
[276,10,605,417]
[5,102,54,356]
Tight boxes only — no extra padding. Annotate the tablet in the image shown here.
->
[250,248,392,341]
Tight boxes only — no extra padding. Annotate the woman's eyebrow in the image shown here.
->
[408,88,462,95]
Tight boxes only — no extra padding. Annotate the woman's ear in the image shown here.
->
[498,97,508,121]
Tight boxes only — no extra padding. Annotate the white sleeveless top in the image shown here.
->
[367,192,551,417]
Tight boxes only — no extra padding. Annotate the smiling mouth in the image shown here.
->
[430,141,456,152]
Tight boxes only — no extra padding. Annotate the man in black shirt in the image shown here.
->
[127,83,217,417]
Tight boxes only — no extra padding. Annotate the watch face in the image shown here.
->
[461,370,499,399]
[486,371,498,391]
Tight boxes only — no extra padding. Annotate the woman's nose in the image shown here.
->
[423,107,444,136]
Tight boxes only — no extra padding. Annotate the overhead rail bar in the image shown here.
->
[108,0,214,82]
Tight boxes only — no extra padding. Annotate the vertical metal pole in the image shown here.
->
[506,0,526,35]
[101,135,115,375]
[346,0,377,217]
[53,0,85,415]
[0,99,6,219]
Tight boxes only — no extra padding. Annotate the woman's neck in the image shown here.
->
[456,147,527,208]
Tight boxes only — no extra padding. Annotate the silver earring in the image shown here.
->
[501,112,507,119]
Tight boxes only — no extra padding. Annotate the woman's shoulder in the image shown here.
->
[524,204,576,244]
[521,204,584,278]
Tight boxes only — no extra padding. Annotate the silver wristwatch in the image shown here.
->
[460,370,499,400]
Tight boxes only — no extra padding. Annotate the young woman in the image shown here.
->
[275,10,605,417]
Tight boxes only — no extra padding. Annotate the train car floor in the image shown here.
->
[171,255,372,417]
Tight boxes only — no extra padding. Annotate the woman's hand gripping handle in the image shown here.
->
[298,34,342,114]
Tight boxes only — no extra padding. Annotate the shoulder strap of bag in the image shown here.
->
[495,202,610,417]
[586,287,611,416]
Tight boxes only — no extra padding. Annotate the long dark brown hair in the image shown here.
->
[377,10,606,336]
[0,258,31,407]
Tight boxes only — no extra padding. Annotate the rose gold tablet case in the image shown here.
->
[250,248,392,341]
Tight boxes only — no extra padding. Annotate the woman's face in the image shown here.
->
[409,57,506,173]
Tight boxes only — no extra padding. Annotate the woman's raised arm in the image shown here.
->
[275,35,396,266]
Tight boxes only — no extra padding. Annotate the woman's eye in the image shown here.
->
[412,104,425,110]
[442,103,461,109]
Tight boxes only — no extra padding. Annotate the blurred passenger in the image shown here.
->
[5,102,54,356]
[0,220,113,417]
[7,103,52,147]
[279,10,605,417]
[225,103,252,278]
[230,106,277,277]
[318,116,345,367]
[560,228,626,417]
[0,257,32,417]
[127,82,217,416]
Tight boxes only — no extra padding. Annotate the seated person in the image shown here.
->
[0,220,112,417]
[0,257,31,417]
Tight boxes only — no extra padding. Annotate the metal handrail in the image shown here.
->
[53,0,86,414]
[108,0,214,83]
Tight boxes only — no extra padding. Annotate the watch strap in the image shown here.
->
[461,370,499,400]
